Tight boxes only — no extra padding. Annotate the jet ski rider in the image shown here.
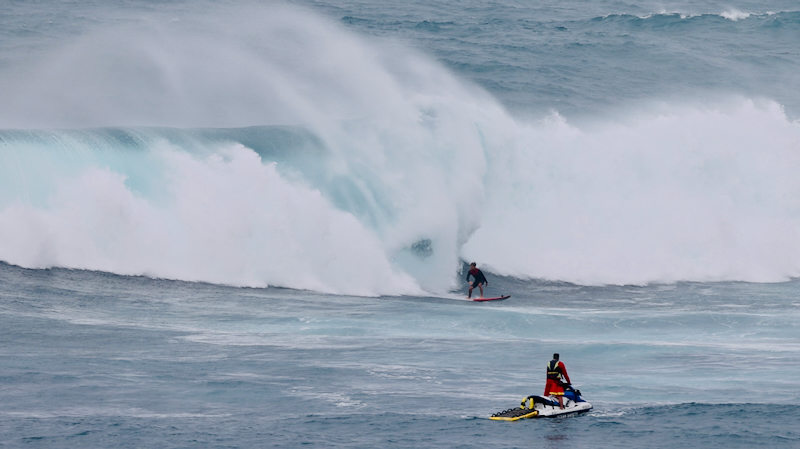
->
[544,353,572,409]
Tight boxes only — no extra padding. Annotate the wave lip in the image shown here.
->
[720,9,752,21]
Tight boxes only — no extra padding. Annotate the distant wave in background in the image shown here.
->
[332,5,800,120]
[1,3,799,295]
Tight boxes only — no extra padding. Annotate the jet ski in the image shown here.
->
[490,389,592,421]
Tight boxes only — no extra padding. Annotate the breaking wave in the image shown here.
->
[1,3,799,294]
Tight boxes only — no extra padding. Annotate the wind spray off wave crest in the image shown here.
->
[0,4,440,130]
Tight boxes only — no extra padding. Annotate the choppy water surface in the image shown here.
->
[2,263,799,447]
[2,0,800,447]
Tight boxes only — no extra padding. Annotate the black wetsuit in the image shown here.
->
[467,268,487,286]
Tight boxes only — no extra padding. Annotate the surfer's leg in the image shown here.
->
[478,283,484,298]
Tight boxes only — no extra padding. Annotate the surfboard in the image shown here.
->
[472,295,510,302]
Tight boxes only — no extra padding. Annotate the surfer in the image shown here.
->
[544,353,572,409]
[466,262,488,298]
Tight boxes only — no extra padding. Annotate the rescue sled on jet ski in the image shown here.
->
[490,389,592,421]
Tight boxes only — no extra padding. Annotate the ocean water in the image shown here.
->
[1,0,800,447]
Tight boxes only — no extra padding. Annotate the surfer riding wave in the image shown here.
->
[466,262,488,298]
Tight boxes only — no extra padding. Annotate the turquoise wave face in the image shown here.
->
[0,126,325,207]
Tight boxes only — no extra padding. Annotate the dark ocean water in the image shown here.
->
[2,262,800,447]
[300,0,800,120]
[2,0,800,447]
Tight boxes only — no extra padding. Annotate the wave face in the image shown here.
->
[1,2,800,294]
